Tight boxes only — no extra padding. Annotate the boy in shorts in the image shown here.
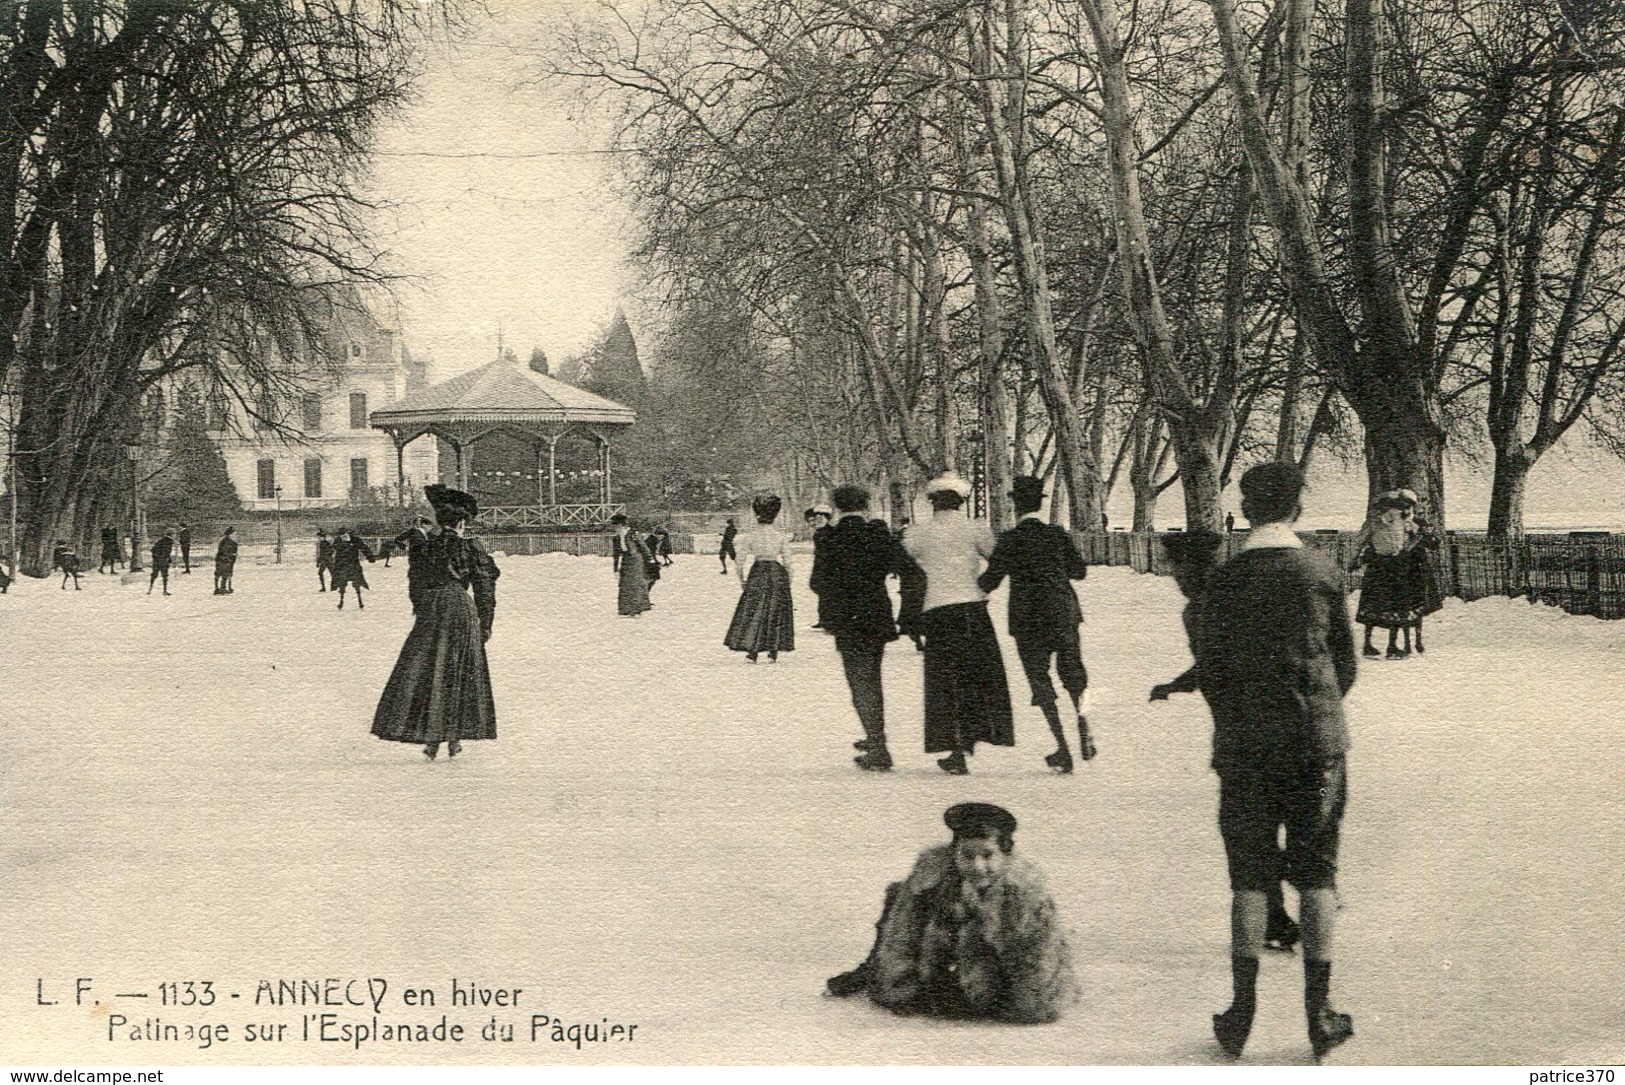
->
[1194,463,1357,1060]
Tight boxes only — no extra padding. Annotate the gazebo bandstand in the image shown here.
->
[370,355,636,530]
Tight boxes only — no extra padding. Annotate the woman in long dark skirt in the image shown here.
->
[372,485,500,761]
[902,474,1014,775]
[724,494,795,662]
[612,514,653,617]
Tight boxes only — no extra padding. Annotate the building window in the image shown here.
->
[304,458,323,499]
[207,391,231,431]
[348,391,368,429]
[302,393,323,431]
[257,459,276,500]
[350,341,365,360]
[349,457,369,495]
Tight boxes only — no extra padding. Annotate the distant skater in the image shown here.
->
[178,523,192,574]
[331,528,376,610]
[147,530,174,596]
[611,514,653,617]
[902,473,1013,777]
[650,525,674,566]
[54,541,83,590]
[316,529,335,592]
[718,518,738,575]
[807,505,835,631]
[372,486,500,761]
[724,494,795,662]
[1195,463,1357,1061]
[213,527,239,594]
[978,475,1094,773]
[99,526,122,574]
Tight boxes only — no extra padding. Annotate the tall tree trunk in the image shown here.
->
[967,0,1102,532]
[1080,0,1227,531]
[1486,446,1533,540]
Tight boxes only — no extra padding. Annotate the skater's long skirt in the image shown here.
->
[1356,552,1416,627]
[724,560,795,654]
[921,601,1014,754]
[1408,546,1444,617]
[371,584,496,744]
[618,556,651,615]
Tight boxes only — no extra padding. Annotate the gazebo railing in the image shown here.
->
[477,503,626,530]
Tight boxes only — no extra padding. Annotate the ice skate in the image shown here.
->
[1212,1003,1254,1058]
[1363,644,1380,658]
[937,751,968,775]
[825,961,872,997]
[422,743,439,761]
[1308,1006,1354,1059]
[447,740,462,759]
[1044,747,1074,774]
[1077,716,1097,761]
[1385,645,1408,660]
[853,747,892,772]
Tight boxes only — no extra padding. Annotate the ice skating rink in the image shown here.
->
[2,550,1622,1065]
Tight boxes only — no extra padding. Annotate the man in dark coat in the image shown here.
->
[978,475,1094,773]
[213,527,239,594]
[1194,462,1357,1061]
[806,504,835,630]
[315,529,335,592]
[718,518,738,575]
[391,516,433,613]
[178,523,192,573]
[810,484,906,771]
[54,541,83,590]
[147,529,174,596]
[330,527,375,610]
[99,526,122,574]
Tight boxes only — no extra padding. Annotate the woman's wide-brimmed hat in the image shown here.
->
[925,472,972,499]
[944,802,1018,837]
[424,484,479,523]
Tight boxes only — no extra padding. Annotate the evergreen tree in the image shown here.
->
[146,383,242,522]
[529,346,550,375]
[585,309,647,408]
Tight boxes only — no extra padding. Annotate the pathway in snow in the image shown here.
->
[2,550,1621,1064]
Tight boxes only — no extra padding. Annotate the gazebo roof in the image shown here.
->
[370,355,636,430]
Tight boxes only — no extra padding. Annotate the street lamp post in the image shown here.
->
[274,484,284,564]
[125,442,144,573]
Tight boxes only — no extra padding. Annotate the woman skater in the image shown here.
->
[1406,502,1444,654]
[372,485,500,761]
[612,514,653,617]
[902,473,1014,775]
[724,494,795,662]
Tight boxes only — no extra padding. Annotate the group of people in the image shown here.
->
[797,474,1095,777]
[46,523,239,596]
[1352,489,1443,658]
[608,517,676,618]
[314,526,381,608]
[826,461,1357,1062]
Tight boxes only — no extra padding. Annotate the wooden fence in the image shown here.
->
[1075,529,1625,620]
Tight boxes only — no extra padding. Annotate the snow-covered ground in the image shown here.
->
[2,548,1621,1066]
